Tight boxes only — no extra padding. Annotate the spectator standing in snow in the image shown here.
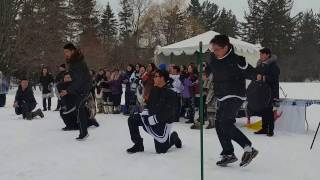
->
[254,48,280,137]
[0,71,9,107]
[39,67,54,111]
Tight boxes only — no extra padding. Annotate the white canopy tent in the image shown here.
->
[154,31,261,66]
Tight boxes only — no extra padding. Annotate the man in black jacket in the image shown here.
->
[14,78,44,120]
[60,43,92,140]
[254,48,280,137]
[208,35,258,167]
[126,70,182,154]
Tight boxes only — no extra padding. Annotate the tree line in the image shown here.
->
[0,0,320,81]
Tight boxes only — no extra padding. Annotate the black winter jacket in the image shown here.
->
[146,84,177,124]
[207,47,256,100]
[39,74,54,94]
[67,53,92,97]
[15,86,37,105]
[255,55,280,99]
[55,71,66,84]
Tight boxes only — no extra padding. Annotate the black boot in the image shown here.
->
[62,126,78,131]
[90,119,100,127]
[32,109,44,119]
[26,112,33,120]
[254,129,267,134]
[267,131,274,137]
[170,131,182,148]
[76,132,89,141]
[126,143,144,154]
[216,154,238,167]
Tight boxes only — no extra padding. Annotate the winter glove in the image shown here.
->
[237,56,248,69]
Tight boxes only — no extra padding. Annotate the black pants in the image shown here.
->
[42,97,51,110]
[196,95,207,120]
[75,95,89,135]
[125,91,136,114]
[60,110,97,129]
[174,93,181,122]
[103,92,112,102]
[216,98,252,155]
[0,94,6,107]
[56,99,61,110]
[128,114,174,153]
[112,94,122,106]
[15,102,36,118]
[181,98,195,121]
[261,107,274,132]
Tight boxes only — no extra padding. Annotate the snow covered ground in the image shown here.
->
[1,83,320,180]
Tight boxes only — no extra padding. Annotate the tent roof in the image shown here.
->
[155,31,261,56]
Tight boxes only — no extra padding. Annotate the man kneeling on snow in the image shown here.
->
[13,78,44,120]
[126,70,182,154]
[57,72,99,131]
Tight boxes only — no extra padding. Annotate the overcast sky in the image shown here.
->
[96,0,320,21]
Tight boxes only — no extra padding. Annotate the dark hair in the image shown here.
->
[140,65,146,70]
[210,35,231,48]
[260,48,272,56]
[155,69,170,82]
[148,63,156,72]
[41,67,49,76]
[63,43,77,50]
[20,77,28,81]
[172,65,180,73]
[63,71,71,76]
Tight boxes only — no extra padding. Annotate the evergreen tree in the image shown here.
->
[260,0,297,55]
[288,10,320,81]
[162,5,187,44]
[100,2,118,45]
[214,8,239,38]
[0,0,19,74]
[118,0,133,40]
[72,0,98,33]
[200,0,220,31]
[187,0,201,17]
[296,10,319,48]
[242,0,264,44]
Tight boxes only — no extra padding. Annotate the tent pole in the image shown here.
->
[198,42,204,180]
